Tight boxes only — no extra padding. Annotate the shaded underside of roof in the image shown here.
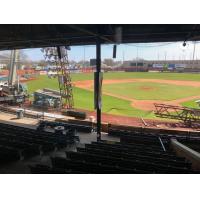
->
[0,24,200,50]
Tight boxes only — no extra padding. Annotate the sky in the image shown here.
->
[5,41,200,62]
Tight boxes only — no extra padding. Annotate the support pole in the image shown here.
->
[96,38,101,141]
[8,50,17,86]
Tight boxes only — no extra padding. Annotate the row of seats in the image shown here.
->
[29,164,84,174]
[109,128,200,141]
[0,137,40,158]
[0,122,78,146]
[88,142,177,159]
[0,127,71,149]
[30,152,192,174]
[30,157,147,174]
[80,144,190,168]
[0,145,21,163]
[38,120,92,133]
[120,135,169,152]
[28,121,199,174]
[65,151,192,174]
[51,156,147,174]
[29,138,198,173]
[108,128,172,150]
[0,122,79,164]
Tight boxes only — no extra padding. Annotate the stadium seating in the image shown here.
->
[77,147,191,168]
[0,122,79,165]
[29,164,83,174]
[0,145,21,163]
[51,156,146,174]
[30,133,198,173]
[108,127,200,140]
[64,151,192,173]
[37,120,91,133]
[1,121,198,174]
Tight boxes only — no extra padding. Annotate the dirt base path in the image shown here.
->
[74,79,200,111]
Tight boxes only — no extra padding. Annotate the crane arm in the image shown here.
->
[8,50,19,86]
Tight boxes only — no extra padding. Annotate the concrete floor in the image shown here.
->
[0,111,39,129]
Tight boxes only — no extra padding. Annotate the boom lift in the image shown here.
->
[0,50,27,104]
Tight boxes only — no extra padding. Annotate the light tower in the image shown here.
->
[41,46,74,109]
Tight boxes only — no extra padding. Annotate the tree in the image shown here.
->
[37,59,47,67]
[103,59,114,66]
[78,60,90,67]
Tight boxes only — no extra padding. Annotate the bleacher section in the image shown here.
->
[0,122,78,166]
[108,127,200,139]
[37,120,91,133]
[30,126,199,174]
[0,120,199,174]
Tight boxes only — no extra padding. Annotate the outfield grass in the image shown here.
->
[26,72,200,119]
[71,72,200,82]
[75,87,154,118]
[103,82,200,101]
[26,75,153,118]
[181,99,200,109]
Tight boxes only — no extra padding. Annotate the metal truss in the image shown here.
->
[154,103,200,124]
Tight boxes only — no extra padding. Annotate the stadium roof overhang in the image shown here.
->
[0,24,200,50]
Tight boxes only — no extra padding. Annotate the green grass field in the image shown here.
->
[181,99,200,109]
[70,72,200,81]
[102,82,200,101]
[26,72,200,119]
[26,75,154,118]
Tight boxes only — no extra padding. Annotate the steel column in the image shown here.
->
[96,38,101,141]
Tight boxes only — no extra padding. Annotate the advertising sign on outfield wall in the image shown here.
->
[39,71,47,75]
[153,64,164,68]
[168,64,175,68]
[175,64,186,68]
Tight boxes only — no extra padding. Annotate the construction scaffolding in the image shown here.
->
[154,103,200,125]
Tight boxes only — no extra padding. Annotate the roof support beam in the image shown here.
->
[96,37,102,141]
[67,25,114,44]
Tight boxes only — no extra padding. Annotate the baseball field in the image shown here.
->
[26,72,200,119]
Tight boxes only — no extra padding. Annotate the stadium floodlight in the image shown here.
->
[41,46,74,109]
[42,46,71,63]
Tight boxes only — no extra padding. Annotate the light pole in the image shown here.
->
[136,47,138,71]
[192,42,196,68]
[83,46,86,68]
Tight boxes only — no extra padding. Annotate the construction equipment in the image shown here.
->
[42,46,74,109]
[0,50,27,104]
[33,88,62,109]
[154,103,200,125]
